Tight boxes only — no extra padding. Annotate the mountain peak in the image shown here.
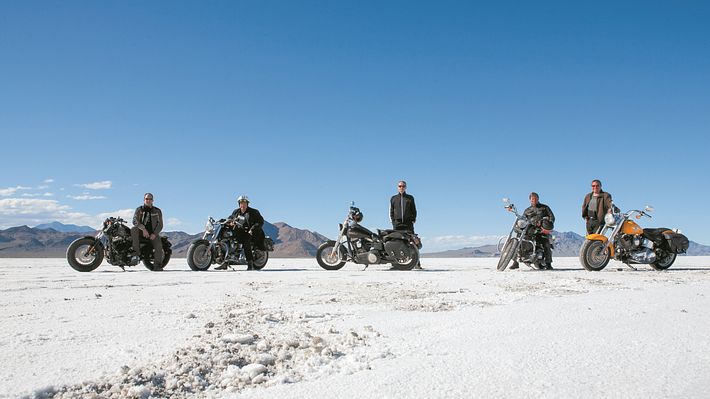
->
[34,221,96,233]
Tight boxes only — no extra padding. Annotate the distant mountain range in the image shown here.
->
[34,221,96,233]
[0,221,329,258]
[422,231,710,257]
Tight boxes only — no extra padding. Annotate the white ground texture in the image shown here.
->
[2,257,710,398]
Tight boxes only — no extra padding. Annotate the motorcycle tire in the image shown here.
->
[66,237,104,272]
[252,249,269,270]
[391,249,419,271]
[187,241,213,271]
[316,241,346,270]
[497,238,519,271]
[143,252,171,271]
[580,240,611,271]
[650,251,676,271]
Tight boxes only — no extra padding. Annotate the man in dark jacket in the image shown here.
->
[582,179,612,234]
[516,192,555,270]
[390,180,421,269]
[215,195,265,270]
[130,192,164,266]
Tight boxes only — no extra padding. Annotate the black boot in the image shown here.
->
[214,262,228,270]
[509,260,519,270]
[246,260,254,271]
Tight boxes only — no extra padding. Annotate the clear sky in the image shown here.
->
[1,1,708,251]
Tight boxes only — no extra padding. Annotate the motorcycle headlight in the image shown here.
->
[205,221,214,234]
[604,213,616,226]
[516,219,528,229]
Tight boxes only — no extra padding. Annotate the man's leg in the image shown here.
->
[130,227,142,255]
[235,230,254,270]
[542,237,553,270]
[151,236,164,268]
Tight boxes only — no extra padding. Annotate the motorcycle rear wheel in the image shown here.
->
[391,248,419,271]
[187,241,213,271]
[252,250,269,270]
[497,238,519,271]
[580,240,610,271]
[66,238,104,272]
[316,242,346,270]
[650,251,676,271]
[143,252,171,271]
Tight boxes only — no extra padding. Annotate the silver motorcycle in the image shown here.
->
[186,216,274,271]
[497,198,553,271]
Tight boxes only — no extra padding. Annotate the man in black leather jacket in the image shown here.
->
[215,195,265,270]
[390,180,421,269]
[511,192,555,270]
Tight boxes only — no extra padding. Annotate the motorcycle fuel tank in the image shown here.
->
[622,220,643,235]
[346,224,375,239]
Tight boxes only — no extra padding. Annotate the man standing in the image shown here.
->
[390,180,421,269]
[582,179,612,234]
[215,195,265,270]
[131,192,164,267]
[511,192,555,270]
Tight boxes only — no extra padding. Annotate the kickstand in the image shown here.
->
[119,265,126,272]
[361,264,369,271]
[624,263,638,271]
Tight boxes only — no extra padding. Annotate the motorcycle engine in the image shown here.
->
[628,248,657,264]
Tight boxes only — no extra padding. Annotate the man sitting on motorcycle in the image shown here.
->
[130,192,164,266]
[215,195,265,270]
[511,192,555,270]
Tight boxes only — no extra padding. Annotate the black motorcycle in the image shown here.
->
[66,217,172,272]
[497,198,553,271]
[186,216,274,271]
[316,203,422,271]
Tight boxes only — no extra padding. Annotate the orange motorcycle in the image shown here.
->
[579,204,688,271]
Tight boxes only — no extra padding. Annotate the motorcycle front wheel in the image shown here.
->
[497,238,519,271]
[580,240,611,271]
[66,238,104,272]
[252,249,269,270]
[316,242,346,270]
[187,241,213,271]
[650,251,676,271]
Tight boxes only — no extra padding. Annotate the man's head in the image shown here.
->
[591,179,602,195]
[237,195,249,212]
[397,180,407,194]
[144,193,154,207]
[529,192,539,206]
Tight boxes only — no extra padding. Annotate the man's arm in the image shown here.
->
[410,195,417,223]
[250,209,264,232]
[581,195,589,219]
[546,206,555,224]
[604,193,613,214]
[133,207,146,231]
[389,196,395,223]
[153,208,163,235]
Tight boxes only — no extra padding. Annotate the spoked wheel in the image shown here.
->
[187,241,213,271]
[497,238,519,271]
[391,248,420,271]
[316,242,346,270]
[252,249,269,270]
[580,240,611,271]
[66,238,104,272]
[650,251,676,271]
[143,252,171,271]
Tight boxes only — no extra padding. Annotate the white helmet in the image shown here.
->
[237,195,250,204]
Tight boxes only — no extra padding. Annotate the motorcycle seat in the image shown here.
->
[378,229,396,236]
[642,228,672,242]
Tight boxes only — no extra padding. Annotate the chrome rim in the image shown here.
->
[73,244,97,266]
[253,250,268,267]
[656,251,675,267]
[320,245,342,266]
[586,241,609,267]
[192,244,212,268]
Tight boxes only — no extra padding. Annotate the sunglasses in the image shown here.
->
[398,185,406,188]
[144,198,154,200]
[591,185,600,187]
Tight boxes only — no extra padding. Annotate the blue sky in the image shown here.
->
[1,1,708,251]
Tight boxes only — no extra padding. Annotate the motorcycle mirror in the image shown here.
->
[350,201,355,207]
[645,206,654,212]
[502,198,510,204]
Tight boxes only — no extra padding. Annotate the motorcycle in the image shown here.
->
[579,203,689,271]
[316,202,422,271]
[186,216,274,271]
[66,217,172,272]
[497,198,554,271]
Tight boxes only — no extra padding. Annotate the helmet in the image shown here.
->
[237,195,250,204]
[350,207,363,222]
[541,218,554,231]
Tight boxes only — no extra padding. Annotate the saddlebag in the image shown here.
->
[662,231,689,254]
